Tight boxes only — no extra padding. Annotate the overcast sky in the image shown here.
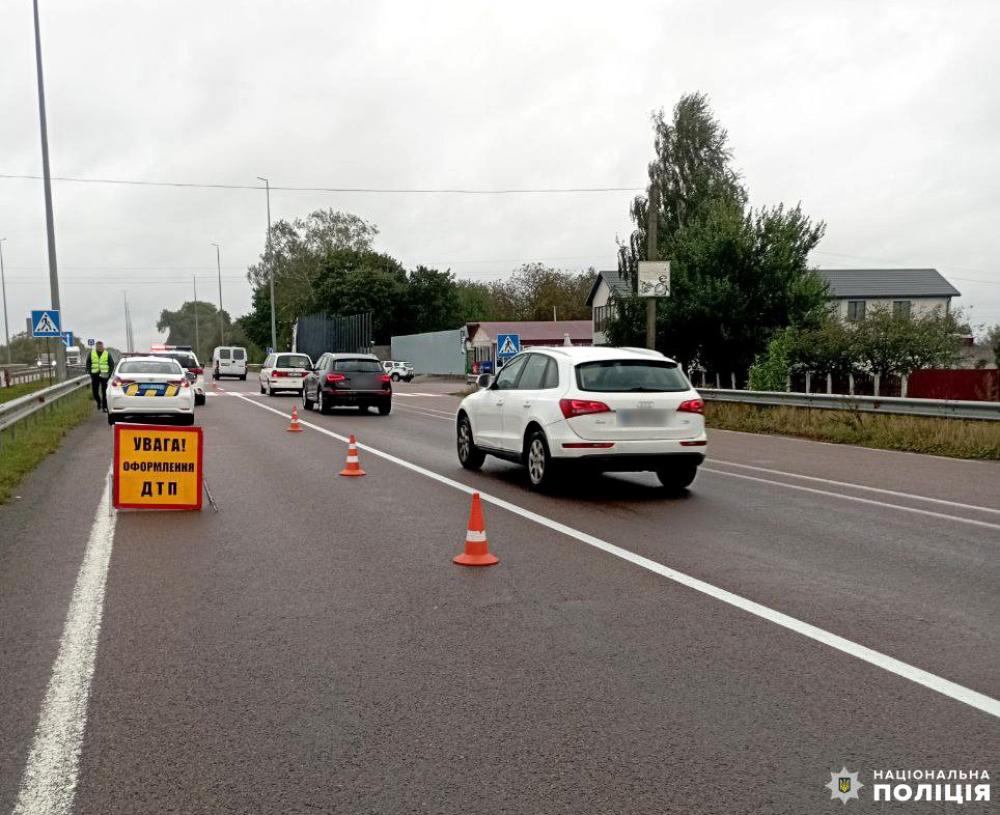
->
[1,0,998,351]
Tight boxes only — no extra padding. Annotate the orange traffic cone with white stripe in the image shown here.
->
[453,492,498,567]
[339,434,366,477]
[287,405,303,432]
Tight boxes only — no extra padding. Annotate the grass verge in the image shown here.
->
[705,402,1000,460]
[0,379,53,405]
[0,388,94,504]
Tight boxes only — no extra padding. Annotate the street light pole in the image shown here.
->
[32,0,65,381]
[256,176,276,351]
[193,275,200,362]
[645,181,659,350]
[0,239,11,363]
[211,243,224,345]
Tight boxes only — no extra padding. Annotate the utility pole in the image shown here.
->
[211,243,224,345]
[645,181,659,350]
[193,276,200,362]
[257,176,276,351]
[0,238,11,363]
[33,0,65,380]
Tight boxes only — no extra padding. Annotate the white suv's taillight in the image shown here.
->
[559,398,611,419]
[678,399,704,415]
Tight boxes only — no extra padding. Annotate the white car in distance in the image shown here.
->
[455,346,707,492]
[260,352,313,395]
[107,356,196,426]
[382,360,414,382]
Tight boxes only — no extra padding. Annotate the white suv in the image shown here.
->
[382,360,414,382]
[455,347,707,491]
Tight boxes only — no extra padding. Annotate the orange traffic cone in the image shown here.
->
[453,492,499,567]
[339,434,366,477]
[287,405,304,432]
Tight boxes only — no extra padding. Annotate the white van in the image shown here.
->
[212,346,247,380]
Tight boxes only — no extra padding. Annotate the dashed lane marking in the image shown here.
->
[14,466,117,815]
[227,390,1000,720]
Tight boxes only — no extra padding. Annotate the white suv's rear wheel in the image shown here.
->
[526,430,557,490]
[656,464,698,493]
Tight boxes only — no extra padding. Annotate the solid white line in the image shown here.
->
[710,459,1000,516]
[229,391,1000,719]
[14,467,117,815]
[701,468,1000,532]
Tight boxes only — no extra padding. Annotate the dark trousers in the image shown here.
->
[90,375,108,410]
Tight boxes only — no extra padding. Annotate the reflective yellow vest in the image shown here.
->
[90,349,110,375]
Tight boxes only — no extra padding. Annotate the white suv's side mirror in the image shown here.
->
[477,373,493,390]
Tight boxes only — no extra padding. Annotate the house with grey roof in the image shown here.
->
[816,268,960,322]
[585,269,631,344]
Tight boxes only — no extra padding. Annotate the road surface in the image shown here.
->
[2,378,998,813]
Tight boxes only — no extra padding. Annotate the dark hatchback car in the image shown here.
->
[302,353,392,415]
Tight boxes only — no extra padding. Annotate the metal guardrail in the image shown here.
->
[0,375,89,433]
[699,388,1000,421]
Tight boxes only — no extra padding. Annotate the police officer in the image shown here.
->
[85,341,115,412]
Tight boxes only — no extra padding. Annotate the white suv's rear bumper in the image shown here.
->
[547,426,708,461]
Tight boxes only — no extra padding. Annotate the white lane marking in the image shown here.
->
[229,391,1000,719]
[711,459,1000,516]
[701,468,1000,532]
[394,392,448,398]
[366,401,1000,530]
[14,467,117,815]
[394,404,456,420]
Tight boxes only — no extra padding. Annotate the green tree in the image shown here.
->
[852,307,961,393]
[455,280,499,322]
[156,301,253,362]
[403,267,463,334]
[610,93,827,373]
[499,264,596,321]
[309,249,408,345]
[244,209,380,348]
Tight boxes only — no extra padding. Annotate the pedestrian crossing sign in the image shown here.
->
[497,333,521,358]
[30,309,61,337]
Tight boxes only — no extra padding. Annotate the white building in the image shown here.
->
[816,268,960,321]
[585,270,631,345]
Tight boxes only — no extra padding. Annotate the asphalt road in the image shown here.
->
[2,378,998,814]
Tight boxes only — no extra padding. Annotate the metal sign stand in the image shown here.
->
[202,478,219,513]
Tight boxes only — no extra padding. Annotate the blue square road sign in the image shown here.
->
[496,333,521,358]
[30,309,62,337]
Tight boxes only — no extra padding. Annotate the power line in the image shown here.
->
[0,172,642,195]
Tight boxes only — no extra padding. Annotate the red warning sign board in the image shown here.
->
[113,424,203,510]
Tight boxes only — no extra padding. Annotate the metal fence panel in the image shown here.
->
[0,375,89,433]
[293,312,373,361]
[390,329,466,375]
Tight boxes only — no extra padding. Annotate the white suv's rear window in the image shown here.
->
[575,360,688,392]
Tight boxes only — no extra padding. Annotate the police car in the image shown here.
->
[107,356,196,425]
